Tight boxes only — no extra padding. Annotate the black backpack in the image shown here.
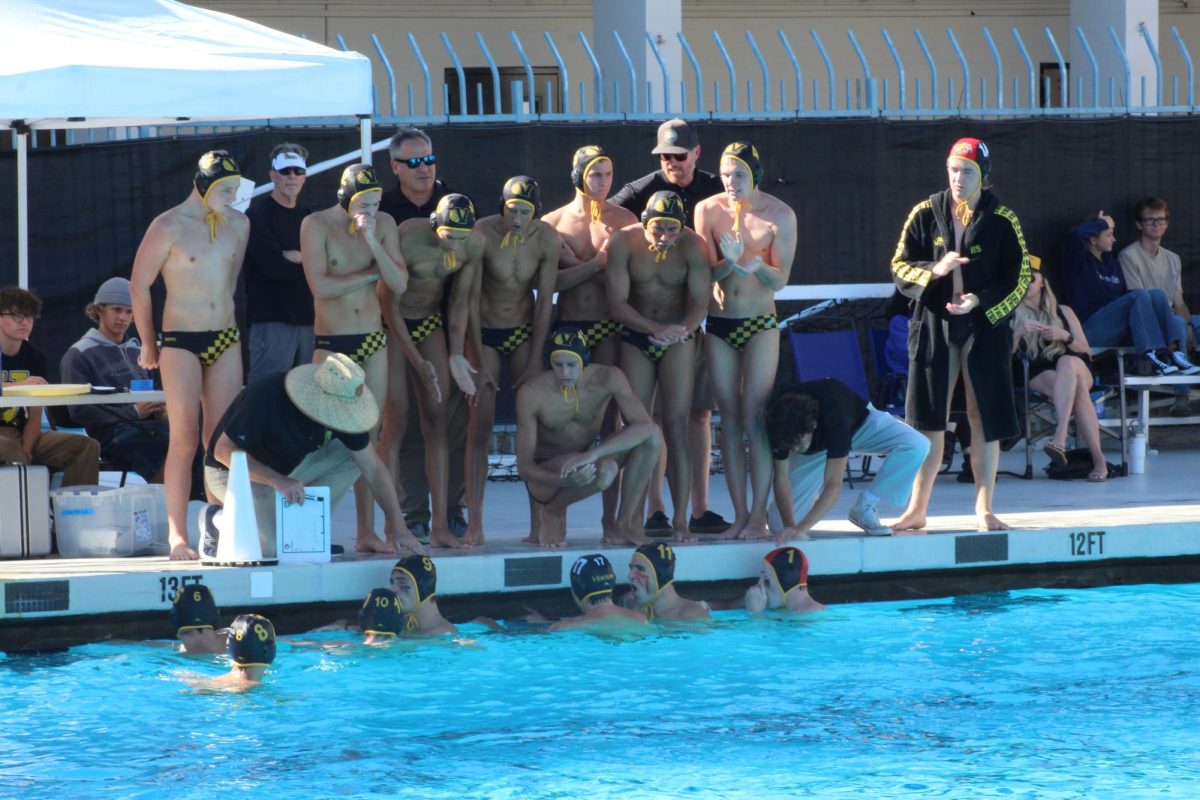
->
[1044,447,1120,480]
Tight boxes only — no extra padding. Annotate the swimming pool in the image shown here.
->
[2,582,1198,799]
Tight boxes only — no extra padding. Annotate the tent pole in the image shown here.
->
[16,128,28,289]
[359,117,371,165]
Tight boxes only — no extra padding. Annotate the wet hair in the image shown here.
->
[0,286,42,318]
[764,390,820,459]
[388,127,432,159]
[268,142,309,164]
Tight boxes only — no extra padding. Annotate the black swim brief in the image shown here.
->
[404,314,443,346]
[482,325,532,356]
[620,328,696,365]
[561,319,621,346]
[314,331,388,367]
[157,328,240,367]
[706,314,779,352]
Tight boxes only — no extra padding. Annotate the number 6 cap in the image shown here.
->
[170,583,219,637]
[226,614,277,667]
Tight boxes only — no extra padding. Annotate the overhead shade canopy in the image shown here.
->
[0,0,373,129]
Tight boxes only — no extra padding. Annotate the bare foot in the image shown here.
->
[521,533,538,544]
[603,525,651,546]
[169,540,198,560]
[430,527,466,549]
[357,535,397,554]
[672,526,699,544]
[977,512,1010,531]
[721,517,747,541]
[537,506,567,548]
[735,521,772,541]
[464,524,485,547]
[890,514,927,531]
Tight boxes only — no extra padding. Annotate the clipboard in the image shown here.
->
[275,486,331,563]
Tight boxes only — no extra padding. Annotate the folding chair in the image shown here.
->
[866,325,906,414]
[788,322,871,484]
[44,405,130,487]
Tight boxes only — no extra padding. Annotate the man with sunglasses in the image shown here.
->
[611,119,730,539]
[1118,197,1197,416]
[244,143,315,383]
[380,128,470,544]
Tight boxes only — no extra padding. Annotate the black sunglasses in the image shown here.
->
[276,167,306,176]
[394,154,437,169]
[659,152,689,162]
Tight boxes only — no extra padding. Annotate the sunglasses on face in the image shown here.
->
[395,154,437,169]
[659,153,689,162]
[276,167,306,176]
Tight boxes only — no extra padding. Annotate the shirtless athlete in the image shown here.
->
[131,150,248,560]
[301,164,411,553]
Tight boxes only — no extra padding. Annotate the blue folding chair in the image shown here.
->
[788,325,871,483]
[788,326,870,401]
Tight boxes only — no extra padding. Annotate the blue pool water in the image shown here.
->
[2,583,1199,799]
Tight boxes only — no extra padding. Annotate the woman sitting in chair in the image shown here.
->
[1012,258,1108,482]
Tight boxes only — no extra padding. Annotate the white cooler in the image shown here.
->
[51,484,168,558]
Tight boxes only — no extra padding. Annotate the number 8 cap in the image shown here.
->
[226,613,277,666]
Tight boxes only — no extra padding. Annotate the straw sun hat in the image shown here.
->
[284,354,379,434]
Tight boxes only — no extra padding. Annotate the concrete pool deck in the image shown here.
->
[3,441,1199,652]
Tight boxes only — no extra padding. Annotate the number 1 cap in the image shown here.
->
[225,613,277,666]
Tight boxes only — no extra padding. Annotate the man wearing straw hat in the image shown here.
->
[203,353,426,557]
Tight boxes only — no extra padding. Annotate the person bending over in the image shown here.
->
[765,378,929,540]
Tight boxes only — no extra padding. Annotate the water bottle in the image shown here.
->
[1129,420,1146,474]
[1090,389,1105,419]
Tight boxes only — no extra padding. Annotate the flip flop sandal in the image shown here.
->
[1043,443,1069,467]
[1087,469,1108,482]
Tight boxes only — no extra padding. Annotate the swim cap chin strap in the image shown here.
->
[345,188,381,237]
[731,200,747,235]
[501,230,524,249]
[550,349,584,410]
[951,159,982,227]
[577,189,603,224]
[201,177,238,243]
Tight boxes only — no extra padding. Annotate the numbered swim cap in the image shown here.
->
[170,583,219,637]
[763,547,809,595]
[721,141,763,188]
[357,588,405,637]
[227,613,277,667]
[392,555,438,606]
[569,553,617,604]
[633,543,676,596]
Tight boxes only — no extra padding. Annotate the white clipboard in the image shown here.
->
[275,486,331,563]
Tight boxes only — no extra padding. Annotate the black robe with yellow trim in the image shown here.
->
[891,189,1031,441]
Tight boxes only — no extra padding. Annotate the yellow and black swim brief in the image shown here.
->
[157,327,240,367]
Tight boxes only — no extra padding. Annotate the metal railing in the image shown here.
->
[22,23,1200,149]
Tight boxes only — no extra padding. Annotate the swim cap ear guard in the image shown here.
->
[194,150,241,198]
[640,190,687,229]
[357,588,406,637]
[721,141,763,188]
[948,137,990,181]
[227,613,277,667]
[569,553,617,605]
[764,547,809,595]
[544,325,591,370]
[429,193,477,233]
[634,543,676,596]
[570,145,610,193]
[337,164,383,211]
[499,175,542,217]
[170,583,219,636]
[392,555,438,606]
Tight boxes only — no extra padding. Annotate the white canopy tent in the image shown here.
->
[0,0,375,286]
